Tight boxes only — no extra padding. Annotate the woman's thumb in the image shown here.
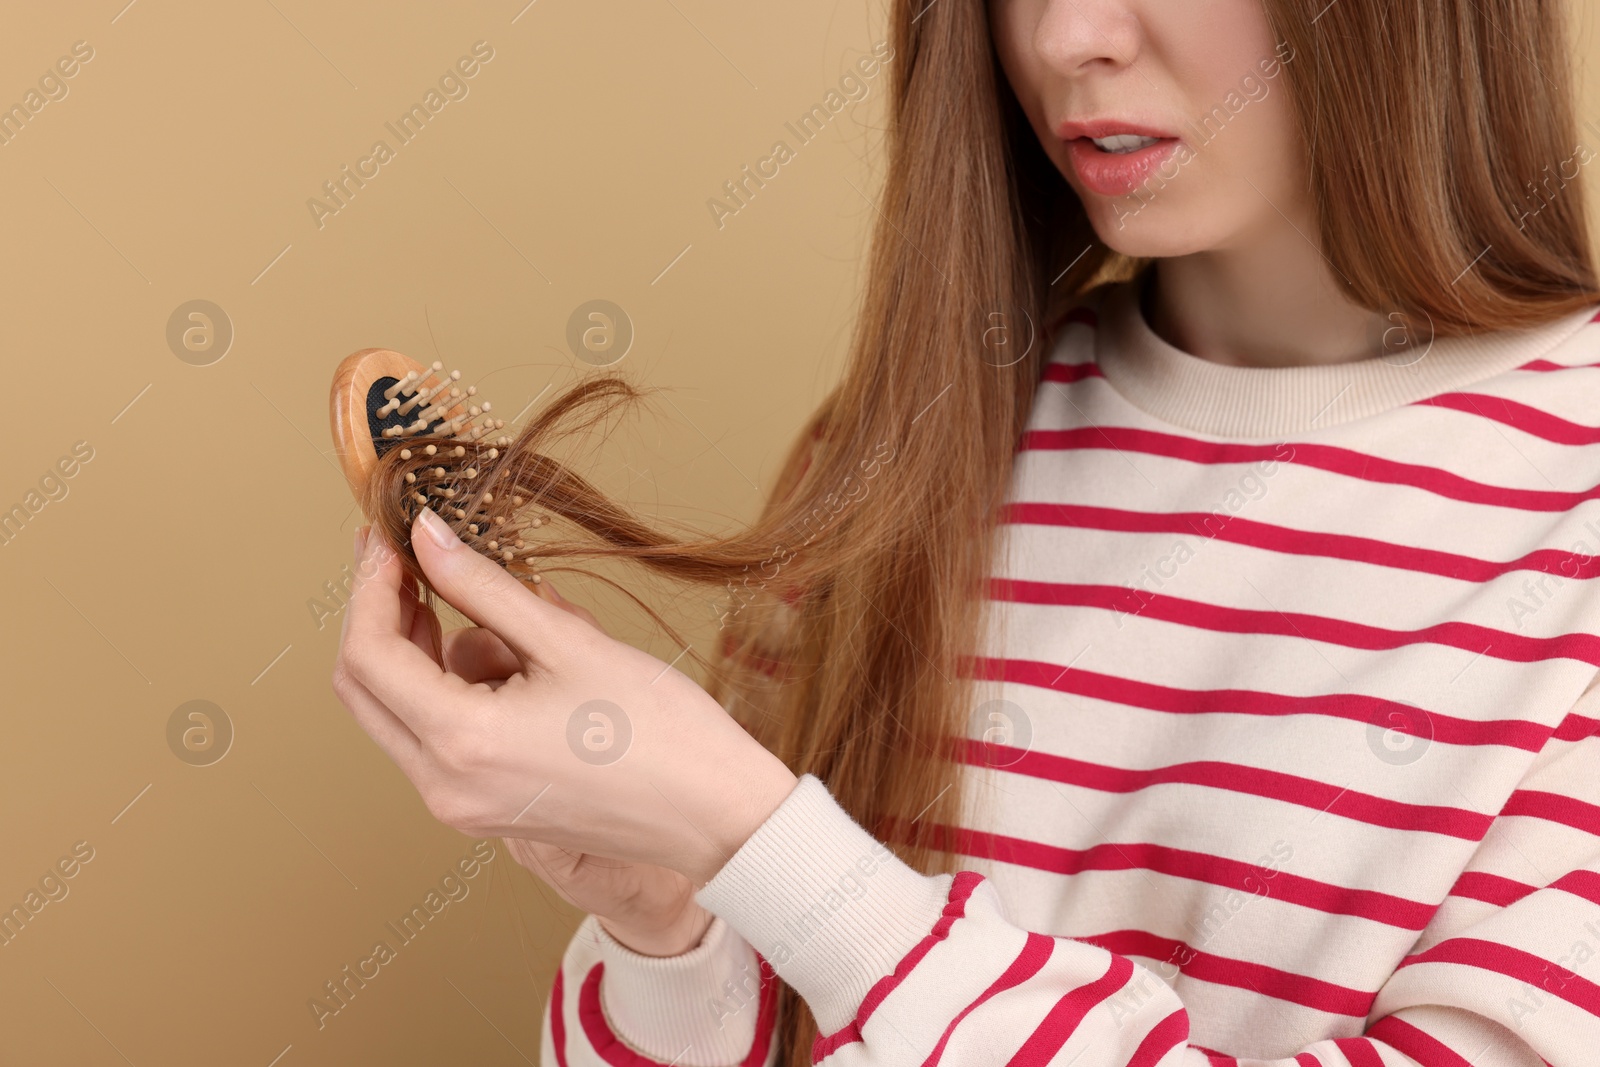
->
[411,506,563,664]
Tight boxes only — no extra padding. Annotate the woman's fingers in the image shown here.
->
[504,836,571,878]
[442,627,522,684]
[330,659,424,772]
[501,838,592,910]
[542,580,605,633]
[410,508,579,668]
[340,523,478,730]
[439,580,605,684]
[430,572,606,684]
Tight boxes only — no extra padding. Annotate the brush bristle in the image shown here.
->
[365,361,551,576]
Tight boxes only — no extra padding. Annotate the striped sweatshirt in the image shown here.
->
[541,279,1600,1067]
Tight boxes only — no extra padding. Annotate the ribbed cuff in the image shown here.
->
[589,913,767,1066]
[695,774,952,1034]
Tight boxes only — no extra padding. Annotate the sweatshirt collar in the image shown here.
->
[1092,279,1599,439]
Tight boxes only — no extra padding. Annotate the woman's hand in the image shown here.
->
[331,510,797,887]
[399,575,714,956]
[504,837,712,956]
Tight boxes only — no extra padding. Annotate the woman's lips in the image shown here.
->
[1065,136,1181,198]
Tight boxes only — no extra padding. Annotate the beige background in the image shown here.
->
[0,2,1596,1064]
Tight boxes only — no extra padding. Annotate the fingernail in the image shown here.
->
[415,507,459,551]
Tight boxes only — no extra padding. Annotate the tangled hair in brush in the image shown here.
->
[360,371,881,678]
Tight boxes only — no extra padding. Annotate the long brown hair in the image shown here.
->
[366,0,1599,1061]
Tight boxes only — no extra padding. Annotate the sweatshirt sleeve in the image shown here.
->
[541,911,780,1067]
[694,773,1600,1067]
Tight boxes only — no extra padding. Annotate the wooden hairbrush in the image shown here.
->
[329,347,552,583]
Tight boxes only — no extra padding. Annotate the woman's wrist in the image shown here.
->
[678,755,800,887]
[599,899,715,957]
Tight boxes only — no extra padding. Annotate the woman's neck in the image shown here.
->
[1143,218,1392,369]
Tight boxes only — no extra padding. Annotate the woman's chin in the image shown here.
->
[1084,205,1223,262]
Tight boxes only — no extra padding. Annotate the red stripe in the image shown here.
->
[1333,1036,1387,1067]
[1447,871,1534,906]
[579,963,682,1067]
[812,1013,858,1054]
[551,966,568,1067]
[1294,1055,1324,1067]
[968,655,1554,753]
[989,578,1600,669]
[1554,713,1600,742]
[1019,426,1600,512]
[1005,954,1134,1067]
[1418,392,1600,445]
[1447,869,1600,908]
[1368,1015,1477,1066]
[859,872,982,1022]
[1501,789,1600,835]
[1519,356,1600,370]
[921,933,1055,1067]
[1001,500,1600,582]
[814,871,985,1060]
[957,739,1492,841]
[1080,929,1375,1017]
[742,956,780,1067]
[1041,362,1104,384]
[1193,1047,1240,1067]
[576,958,777,1067]
[1553,869,1600,905]
[927,824,1437,930]
[1127,1008,1189,1067]
[1400,936,1600,1016]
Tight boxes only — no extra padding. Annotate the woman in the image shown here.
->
[333,0,1600,1063]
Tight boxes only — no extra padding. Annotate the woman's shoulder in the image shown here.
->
[1502,303,1600,373]
[1031,280,1132,380]
[1042,279,1125,346]
[1460,301,1600,414]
